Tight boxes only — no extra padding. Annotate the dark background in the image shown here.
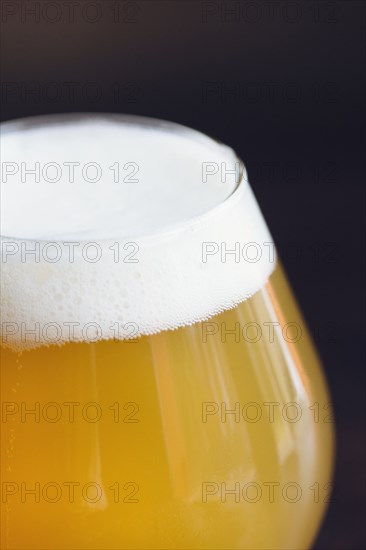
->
[1,1,365,548]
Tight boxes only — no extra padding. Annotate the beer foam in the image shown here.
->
[1,114,276,350]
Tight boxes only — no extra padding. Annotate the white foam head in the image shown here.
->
[0,114,275,350]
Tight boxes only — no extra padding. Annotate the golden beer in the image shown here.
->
[0,115,334,549]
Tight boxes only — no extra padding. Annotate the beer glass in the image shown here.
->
[0,114,334,549]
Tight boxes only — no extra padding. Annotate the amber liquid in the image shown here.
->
[1,265,334,549]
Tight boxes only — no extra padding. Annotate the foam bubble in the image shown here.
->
[0,114,276,350]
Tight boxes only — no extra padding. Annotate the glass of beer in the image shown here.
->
[1,114,334,549]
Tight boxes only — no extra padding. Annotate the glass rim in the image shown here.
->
[0,112,248,245]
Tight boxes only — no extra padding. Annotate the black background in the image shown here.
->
[1,1,365,548]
